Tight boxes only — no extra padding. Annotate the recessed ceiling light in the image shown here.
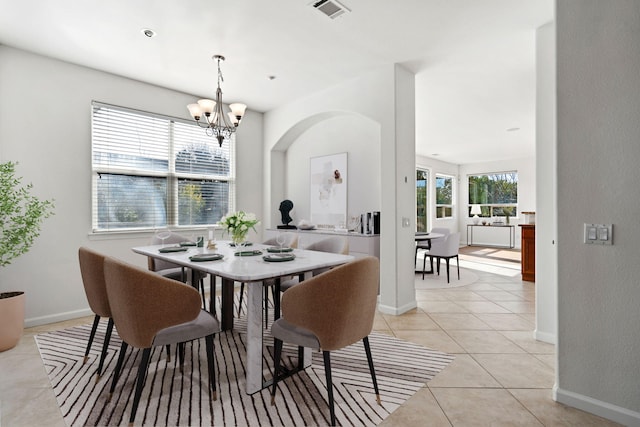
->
[506,127,520,132]
[267,75,276,80]
[141,28,156,38]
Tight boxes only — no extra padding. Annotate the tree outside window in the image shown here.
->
[436,174,454,219]
[468,172,518,218]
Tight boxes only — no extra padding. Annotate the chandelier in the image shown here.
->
[187,55,247,147]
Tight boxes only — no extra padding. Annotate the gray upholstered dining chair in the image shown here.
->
[148,231,209,311]
[237,231,298,322]
[426,231,460,283]
[270,256,381,426]
[103,257,220,426]
[418,227,450,275]
[78,247,113,381]
[279,235,349,292]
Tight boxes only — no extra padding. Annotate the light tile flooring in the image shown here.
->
[0,248,622,426]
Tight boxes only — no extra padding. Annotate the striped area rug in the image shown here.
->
[35,311,454,426]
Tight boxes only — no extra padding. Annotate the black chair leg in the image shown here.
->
[205,335,217,400]
[95,318,114,380]
[323,351,336,426]
[109,341,129,400]
[273,278,281,321]
[271,338,283,405]
[264,285,269,328]
[129,347,152,426]
[456,255,460,280]
[199,278,207,310]
[422,254,427,280]
[209,275,217,317]
[178,342,185,373]
[445,258,450,283]
[238,282,245,315]
[165,345,171,362]
[83,315,100,364]
[363,336,381,405]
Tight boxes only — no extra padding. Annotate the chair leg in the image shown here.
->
[363,336,381,405]
[264,284,269,328]
[199,277,207,311]
[273,278,281,321]
[95,318,114,381]
[83,315,100,364]
[108,341,129,400]
[209,275,217,317]
[238,282,245,315]
[165,345,171,362]
[271,338,283,405]
[129,348,152,426]
[422,253,427,280]
[445,258,450,283]
[205,335,217,400]
[323,351,336,426]
[456,255,460,280]
[178,342,185,373]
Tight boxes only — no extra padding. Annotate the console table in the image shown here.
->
[466,224,515,248]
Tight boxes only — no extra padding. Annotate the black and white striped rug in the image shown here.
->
[35,314,453,426]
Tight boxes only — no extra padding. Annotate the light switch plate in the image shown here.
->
[584,223,613,245]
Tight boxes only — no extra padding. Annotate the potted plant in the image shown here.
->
[0,161,54,351]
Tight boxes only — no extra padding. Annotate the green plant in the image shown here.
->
[0,162,55,267]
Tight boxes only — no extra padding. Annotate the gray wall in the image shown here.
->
[556,1,640,423]
[0,45,263,326]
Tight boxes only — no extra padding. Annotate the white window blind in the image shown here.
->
[91,102,235,232]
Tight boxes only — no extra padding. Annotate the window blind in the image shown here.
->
[91,102,235,232]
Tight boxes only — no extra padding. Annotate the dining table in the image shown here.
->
[132,241,354,394]
[414,232,444,274]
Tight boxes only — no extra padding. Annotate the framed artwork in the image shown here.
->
[309,152,347,227]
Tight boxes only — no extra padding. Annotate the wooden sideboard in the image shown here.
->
[519,224,535,282]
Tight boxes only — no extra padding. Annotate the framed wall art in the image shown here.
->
[309,152,347,227]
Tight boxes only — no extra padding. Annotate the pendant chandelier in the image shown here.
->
[187,55,247,147]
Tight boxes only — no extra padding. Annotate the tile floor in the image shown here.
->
[0,248,622,426]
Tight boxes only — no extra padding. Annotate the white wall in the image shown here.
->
[556,1,640,424]
[283,115,381,227]
[535,21,557,345]
[0,46,263,326]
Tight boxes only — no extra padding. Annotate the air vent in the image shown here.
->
[311,0,350,19]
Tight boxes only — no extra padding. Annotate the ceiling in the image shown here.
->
[0,0,553,165]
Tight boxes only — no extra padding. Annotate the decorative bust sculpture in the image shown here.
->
[277,199,296,229]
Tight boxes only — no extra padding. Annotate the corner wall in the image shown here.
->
[556,1,640,424]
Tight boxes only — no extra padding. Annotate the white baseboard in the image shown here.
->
[555,387,640,426]
[377,298,417,315]
[25,308,93,328]
[534,329,556,344]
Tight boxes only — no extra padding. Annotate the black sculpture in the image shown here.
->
[277,199,296,229]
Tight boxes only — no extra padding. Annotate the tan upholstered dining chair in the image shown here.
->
[78,247,114,381]
[103,257,220,426]
[270,256,381,426]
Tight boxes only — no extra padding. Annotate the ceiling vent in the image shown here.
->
[311,0,350,19]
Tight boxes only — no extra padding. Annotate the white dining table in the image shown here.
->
[132,241,354,394]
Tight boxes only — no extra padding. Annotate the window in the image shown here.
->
[416,168,428,232]
[435,174,454,219]
[468,171,517,218]
[91,102,235,232]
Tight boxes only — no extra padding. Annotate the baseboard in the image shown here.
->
[377,298,417,315]
[25,308,93,328]
[555,387,640,426]
[533,329,556,344]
